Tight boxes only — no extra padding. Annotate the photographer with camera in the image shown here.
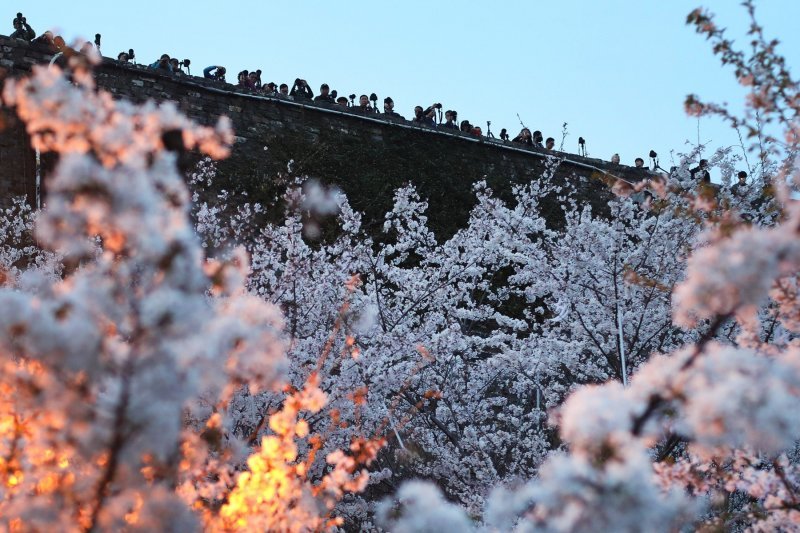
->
[11,13,35,41]
[314,84,335,104]
[460,120,473,133]
[690,159,711,183]
[263,82,277,95]
[203,65,226,82]
[290,78,314,100]
[512,128,533,146]
[150,54,173,73]
[353,95,376,113]
[413,104,438,127]
[441,110,458,130]
[170,58,184,75]
[115,49,136,64]
[383,97,404,119]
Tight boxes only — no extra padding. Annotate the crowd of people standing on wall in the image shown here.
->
[5,11,662,169]
[8,11,754,186]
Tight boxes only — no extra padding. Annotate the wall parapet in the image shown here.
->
[0,34,650,235]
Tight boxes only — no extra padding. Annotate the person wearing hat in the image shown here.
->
[383,97,404,119]
[314,83,335,104]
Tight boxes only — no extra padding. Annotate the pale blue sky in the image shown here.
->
[12,1,800,173]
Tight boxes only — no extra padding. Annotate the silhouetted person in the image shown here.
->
[413,105,436,126]
[32,30,55,50]
[545,137,555,150]
[690,159,711,183]
[355,94,375,113]
[635,157,645,168]
[731,170,748,196]
[441,110,458,130]
[533,130,544,148]
[290,78,313,99]
[279,83,289,96]
[170,58,183,74]
[150,54,173,72]
[314,84,335,104]
[512,128,533,146]
[203,65,226,81]
[383,97,404,119]
[248,71,261,89]
[11,14,35,41]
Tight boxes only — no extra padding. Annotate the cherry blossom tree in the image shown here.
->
[0,55,379,531]
[186,153,708,525]
[1,2,798,530]
[379,3,800,531]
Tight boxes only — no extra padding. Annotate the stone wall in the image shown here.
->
[0,34,650,236]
